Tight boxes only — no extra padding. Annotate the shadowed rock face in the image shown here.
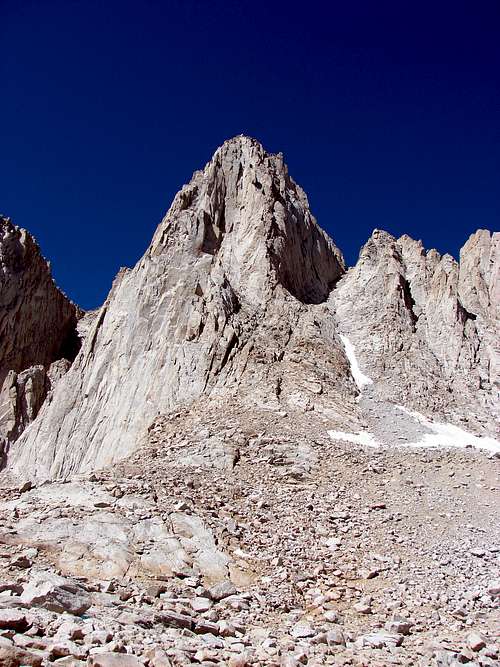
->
[0,217,81,455]
[0,217,80,384]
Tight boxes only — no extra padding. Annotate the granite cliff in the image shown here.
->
[2,137,499,481]
[0,216,81,465]
[332,228,499,437]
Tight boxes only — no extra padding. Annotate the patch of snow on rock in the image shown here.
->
[396,406,500,454]
[329,405,500,454]
[340,334,373,390]
[328,430,380,448]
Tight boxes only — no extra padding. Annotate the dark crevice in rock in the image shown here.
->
[201,205,226,256]
[400,277,418,328]
[57,320,82,363]
[236,162,244,185]
[458,300,477,322]
[220,278,240,316]
[179,185,198,211]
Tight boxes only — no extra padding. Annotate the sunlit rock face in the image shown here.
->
[3,137,499,481]
[9,136,354,480]
[331,228,499,435]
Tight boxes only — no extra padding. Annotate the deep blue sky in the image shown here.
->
[1,0,499,309]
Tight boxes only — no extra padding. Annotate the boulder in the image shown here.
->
[20,572,91,616]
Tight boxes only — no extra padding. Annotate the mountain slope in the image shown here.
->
[1,138,499,666]
[331,228,499,436]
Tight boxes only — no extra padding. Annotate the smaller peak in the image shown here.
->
[369,228,397,244]
[355,229,398,263]
[398,233,420,244]
[470,228,492,236]
[464,229,494,244]
[460,230,498,263]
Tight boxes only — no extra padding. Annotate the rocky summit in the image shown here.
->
[0,136,498,666]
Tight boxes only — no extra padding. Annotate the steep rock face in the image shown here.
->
[332,229,499,434]
[11,137,356,480]
[0,216,81,454]
[0,367,47,445]
[5,139,498,481]
[458,230,499,406]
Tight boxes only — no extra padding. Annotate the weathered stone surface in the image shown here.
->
[332,228,499,436]
[20,571,91,615]
[0,644,44,667]
[355,630,404,648]
[290,621,315,638]
[326,628,345,646]
[87,656,144,667]
[0,608,31,631]
[467,631,487,652]
[0,215,80,451]
[48,640,87,660]
[9,136,348,480]
[0,367,47,446]
[1,480,239,590]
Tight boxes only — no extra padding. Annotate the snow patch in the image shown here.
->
[328,430,380,448]
[328,408,500,454]
[396,406,500,454]
[340,334,373,390]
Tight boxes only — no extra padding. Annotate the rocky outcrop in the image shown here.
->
[331,228,499,435]
[2,480,233,586]
[458,230,499,413]
[0,216,81,457]
[0,366,47,445]
[9,137,355,480]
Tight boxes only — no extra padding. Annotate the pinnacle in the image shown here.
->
[213,135,271,163]
[369,228,396,243]
[219,134,265,150]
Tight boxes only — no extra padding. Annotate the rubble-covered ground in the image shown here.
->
[0,401,498,666]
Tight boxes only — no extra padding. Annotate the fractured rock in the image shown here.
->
[0,216,81,449]
[20,571,91,615]
[332,228,499,437]
[0,608,31,632]
[87,656,144,667]
[8,136,348,480]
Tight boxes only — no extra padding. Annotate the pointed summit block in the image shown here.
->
[149,135,344,303]
[10,138,348,479]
